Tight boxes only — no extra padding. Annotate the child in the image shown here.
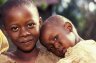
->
[40,15,96,63]
[0,0,60,63]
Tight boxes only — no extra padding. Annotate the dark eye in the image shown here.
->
[11,27,19,32]
[53,35,58,41]
[27,22,35,29]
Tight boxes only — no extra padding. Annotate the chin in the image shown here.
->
[17,46,36,53]
[22,49,34,53]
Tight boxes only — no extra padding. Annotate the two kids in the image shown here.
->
[0,0,59,63]
[1,0,96,62]
[40,15,96,63]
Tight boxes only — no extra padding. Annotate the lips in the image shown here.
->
[63,48,67,54]
[21,39,33,44]
[18,37,34,45]
[19,36,33,41]
[57,48,67,54]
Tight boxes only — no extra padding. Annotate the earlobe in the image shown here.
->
[39,17,43,28]
[64,22,72,32]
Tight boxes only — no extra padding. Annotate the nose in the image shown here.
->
[20,27,30,37]
[53,42,61,49]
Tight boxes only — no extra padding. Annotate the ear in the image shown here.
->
[64,22,72,32]
[39,17,43,28]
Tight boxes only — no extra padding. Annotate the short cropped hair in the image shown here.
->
[0,0,38,27]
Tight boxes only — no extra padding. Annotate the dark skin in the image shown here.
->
[40,15,82,57]
[3,5,41,63]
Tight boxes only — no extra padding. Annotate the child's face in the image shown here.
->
[4,6,40,52]
[41,24,76,57]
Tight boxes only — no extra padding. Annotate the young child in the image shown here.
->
[0,0,60,63]
[40,15,96,63]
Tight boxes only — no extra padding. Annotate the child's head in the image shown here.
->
[0,0,41,52]
[40,15,81,57]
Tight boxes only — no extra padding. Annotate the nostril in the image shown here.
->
[54,42,61,49]
[19,28,31,37]
[20,32,30,37]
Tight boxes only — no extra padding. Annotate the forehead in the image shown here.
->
[6,5,38,19]
[4,5,39,25]
[44,20,64,32]
[42,24,61,40]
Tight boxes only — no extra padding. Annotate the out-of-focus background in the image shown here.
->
[0,0,96,51]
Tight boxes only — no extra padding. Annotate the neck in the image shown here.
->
[14,47,39,60]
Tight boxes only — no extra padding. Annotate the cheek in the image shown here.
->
[7,31,19,41]
[36,25,40,31]
[59,33,75,48]
[59,35,71,48]
[29,28,40,37]
[66,33,76,46]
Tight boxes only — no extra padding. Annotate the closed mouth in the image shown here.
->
[20,38,34,44]
[63,48,67,54]
[57,48,66,54]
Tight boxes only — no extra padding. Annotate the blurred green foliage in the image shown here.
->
[0,0,7,5]
[39,2,48,10]
[54,0,86,32]
[33,0,48,10]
